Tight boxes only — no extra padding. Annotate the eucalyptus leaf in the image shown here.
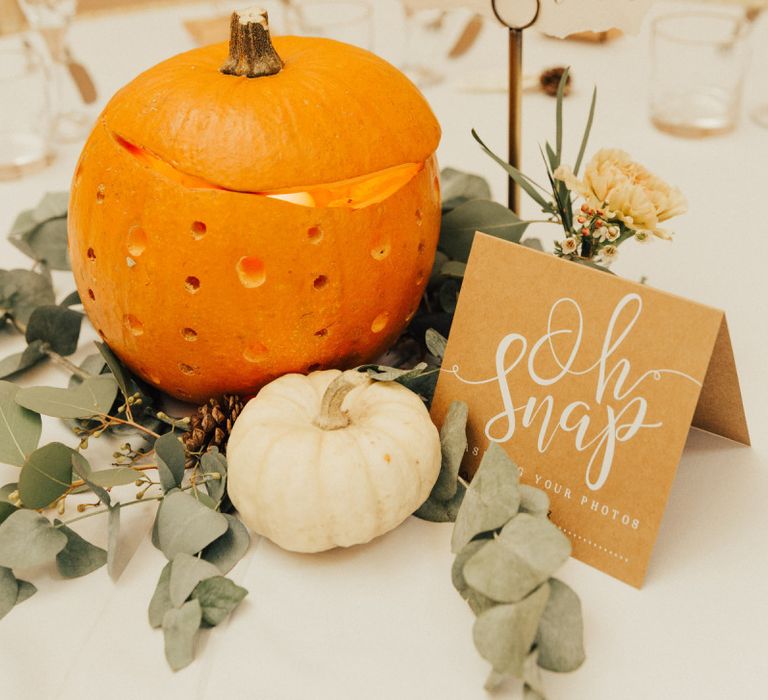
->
[440,199,529,263]
[191,575,248,627]
[89,467,141,489]
[522,238,545,252]
[440,260,466,279]
[361,363,428,383]
[58,290,81,308]
[451,443,522,554]
[473,583,551,678]
[429,250,449,286]
[148,561,173,628]
[413,484,465,523]
[201,514,251,575]
[169,552,220,608]
[162,599,202,672]
[15,579,37,605]
[25,305,82,356]
[193,489,218,510]
[107,504,121,580]
[16,375,118,419]
[0,502,17,526]
[9,216,70,271]
[519,485,550,517]
[451,539,497,615]
[0,483,18,503]
[463,515,571,603]
[440,167,492,211]
[200,448,227,503]
[54,521,107,578]
[0,269,55,324]
[0,566,18,620]
[433,400,468,501]
[425,329,447,362]
[19,442,75,510]
[535,578,585,673]
[155,432,185,493]
[156,491,228,561]
[71,453,110,507]
[95,342,132,400]
[438,279,460,313]
[0,509,67,569]
[523,649,547,700]
[0,341,47,380]
[0,381,42,467]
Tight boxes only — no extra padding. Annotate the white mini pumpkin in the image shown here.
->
[226,370,442,553]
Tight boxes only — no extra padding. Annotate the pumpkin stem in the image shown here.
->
[220,7,283,78]
[314,371,369,431]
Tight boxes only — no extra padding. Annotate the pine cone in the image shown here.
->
[182,394,244,467]
[540,66,571,97]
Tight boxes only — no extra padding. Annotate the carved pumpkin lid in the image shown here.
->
[102,14,441,194]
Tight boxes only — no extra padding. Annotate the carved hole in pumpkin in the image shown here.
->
[314,328,328,338]
[191,221,207,240]
[237,256,266,288]
[96,184,105,203]
[243,342,268,363]
[415,208,423,225]
[127,226,148,257]
[123,314,144,336]
[185,276,200,293]
[307,226,323,243]
[417,240,426,254]
[307,363,321,373]
[371,242,391,261]
[87,288,95,301]
[313,275,328,290]
[87,247,96,261]
[181,327,197,342]
[371,312,389,334]
[179,363,198,376]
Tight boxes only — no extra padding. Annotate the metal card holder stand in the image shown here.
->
[491,0,541,214]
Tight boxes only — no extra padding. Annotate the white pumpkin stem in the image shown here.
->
[314,371,369,431]
[220,7,283,78]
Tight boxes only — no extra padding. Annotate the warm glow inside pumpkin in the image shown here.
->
[68,8,442,402]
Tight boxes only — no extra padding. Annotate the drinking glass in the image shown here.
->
[650,11,750,138]
[0,42,54,180]
[281,0,373,50]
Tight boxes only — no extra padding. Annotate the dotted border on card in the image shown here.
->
[557,526,630,564]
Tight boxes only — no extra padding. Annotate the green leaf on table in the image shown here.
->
[16,375,118,419]
[200,448,227,504]
[439,199,529,263]
[0,509,67,569]
[522,649,547,700]
[472,130,551,211]
[0,341,47,380]
[155,432,185,493]
[15,579,36,605]
[451,443,522,553]
[95,341,132,400]
[169,552,220,608]
[425,328,447,361]
[0,566,19,620]
[534,578,585,673]
[464,514,571,603]
[473,583,551,679]
[58,290,81,308]
[54,520,107,578]
[156,490,228,561]
[69,354,106,385]
[0,269,56,324]
[162,599,202,672]
[519,485,550,517]
[429,250,449,286]
[19,442,75,509]
[438,279,459,313]
[440,260,466,279]
[107,504,121,580]
[191,575,248,627]
[148,561,173,628]
[89,467,141,489]
[413,486,465,523]
[202,514,251,575]
[9,215,70,271]
[33,192,69,221]
[71,452,111,507]
[574,86,598,175]
[522,238,545,252]
[0,381,42,467]
[433,400,468,501]
[451,539,496,615]
[0,483,18,503]
[440,167,492,211]
[25,305,82,356]
[361,362,429,383]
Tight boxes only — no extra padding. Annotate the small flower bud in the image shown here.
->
[581,203,590,213]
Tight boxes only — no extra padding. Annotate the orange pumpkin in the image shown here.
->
[68,8,441,403]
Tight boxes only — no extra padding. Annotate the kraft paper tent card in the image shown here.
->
[431,234,749,587]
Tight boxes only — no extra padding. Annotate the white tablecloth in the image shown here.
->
[1,2,767,698]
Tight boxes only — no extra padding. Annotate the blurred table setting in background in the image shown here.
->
[1,2,767,699]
